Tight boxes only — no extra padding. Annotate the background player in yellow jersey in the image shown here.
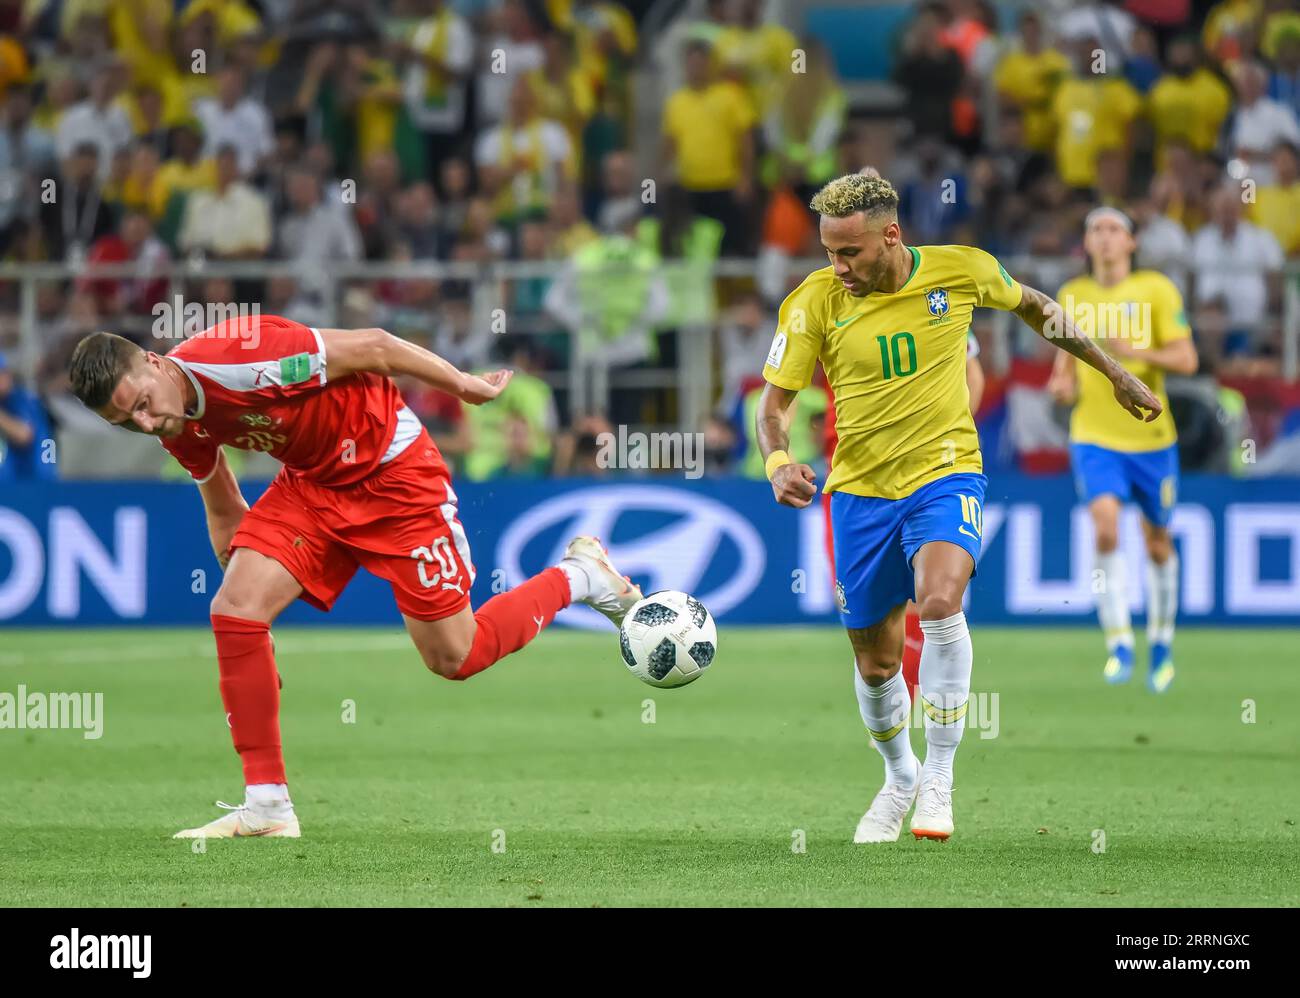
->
[757,174,1161,844]
[1048,208,1199,694]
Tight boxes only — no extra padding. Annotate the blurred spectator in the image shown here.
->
[178,145,271,259]
[594,149,644,233]
[715,291,772,412]
[993,11,1070,155]
[1202,0,1262,66]
[1051,37,1141,190]
[55,61,131,181]
[547,183,597,256]
[276,166,362,299]
[1248,141,1300,255]
[155,121,216,226]
[1147,35,1232,170]
[662,39,756,255]
[740,382,826,479]
[1058,0,1138,58]
[937,0,997,77]
[544,210,669,420]
[395,180,448,259]
[899,139,970,243]
[194,66,274,179]
[553,411,613,476]
[760,39,846,201]
[1123,25,1162,93]
[1191,183,1284,357]
[39,142,113,263]
[0,351,55,483]
[462,336,557,480]
[431,296,490,373]
[475,78,574,225]
[1135,174,1194,296]
[79,208,170,316]
[713,0,798,117]
[1228,60,1300,185]
[529,30,596,180]
[438,156,473,233]
[402,0,475,178]
[1267,18,1300,119]
[0,85,56,254]
[892,3,965,143]
[476,0,545,127]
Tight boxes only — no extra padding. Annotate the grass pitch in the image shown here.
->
[1,626,1297,907]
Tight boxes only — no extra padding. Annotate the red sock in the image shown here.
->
[453,567,571,680]
[211,614,285,785]
[902,608,924,702]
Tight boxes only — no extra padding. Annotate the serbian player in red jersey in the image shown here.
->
[821,330,984,699]
[68,315,642,839]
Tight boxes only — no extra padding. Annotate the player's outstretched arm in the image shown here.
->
[1013,285,1162,422]
[318,327,513,405]
[756,382,818,508]
[197,450,249,570]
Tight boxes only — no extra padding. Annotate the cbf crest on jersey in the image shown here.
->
[926,288,950,317]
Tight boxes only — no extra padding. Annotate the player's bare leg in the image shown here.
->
[1141,518,1178,693]
[847,603,921,843]
[909,540,976,841]
[407,536,643,681]
[175,548,304,839]
[1089,495,1135,684]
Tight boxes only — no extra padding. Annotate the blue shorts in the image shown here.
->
[1070,442,1179,527]
[830,472,987,630]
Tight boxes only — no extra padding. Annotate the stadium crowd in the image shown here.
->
[1,0,1299,483]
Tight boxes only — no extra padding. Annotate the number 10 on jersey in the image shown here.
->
[876,332,917,379]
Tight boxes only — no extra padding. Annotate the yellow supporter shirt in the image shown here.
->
[662,80,756,191]
[1249,182,1300,254]
[1147,68,1232,164]
[993,46,1071,152]
[762,245,1023,499]
[1052,76,1141,189]
[1058,270,1190,452]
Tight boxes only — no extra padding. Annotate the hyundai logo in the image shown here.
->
[496,485,767,630]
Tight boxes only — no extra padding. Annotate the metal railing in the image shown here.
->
[2,255,1296,432]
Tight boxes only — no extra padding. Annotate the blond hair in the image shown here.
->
[809,173,899,220]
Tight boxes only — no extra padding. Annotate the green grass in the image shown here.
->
[1,626,1297,907]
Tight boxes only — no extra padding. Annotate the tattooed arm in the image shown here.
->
[1013,284,1163,422]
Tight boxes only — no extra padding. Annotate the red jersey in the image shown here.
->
[161,314,430,487]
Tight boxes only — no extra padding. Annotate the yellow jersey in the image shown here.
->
[1051,76,1141,188]
[763,245,1023,499]
[1057,270,1190,452]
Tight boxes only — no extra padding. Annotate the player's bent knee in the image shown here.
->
[211,587,273,623]
[916,592,961,622]
[418,637,473,680]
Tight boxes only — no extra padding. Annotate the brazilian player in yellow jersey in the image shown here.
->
[1048,207,1198,695]
[757,174,1161,844]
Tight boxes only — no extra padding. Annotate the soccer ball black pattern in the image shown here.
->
[646,638,678,680]
[617,590,718,689]
[688,641,715,669]
[633,601,679,626]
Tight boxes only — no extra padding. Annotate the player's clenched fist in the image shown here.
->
[771,462,818,508]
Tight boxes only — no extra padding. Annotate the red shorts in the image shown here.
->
[230,430,476,620]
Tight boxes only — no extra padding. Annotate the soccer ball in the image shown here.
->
[619,590,717,688]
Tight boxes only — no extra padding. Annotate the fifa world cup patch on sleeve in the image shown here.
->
[279,353,312,385]
[766,332,787,369]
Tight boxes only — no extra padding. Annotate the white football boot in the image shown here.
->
[173,801,301,839]
[910,774,955,841]
[853,758,922,843]
[561,535,643,627]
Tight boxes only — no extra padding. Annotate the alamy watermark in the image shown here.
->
[151,296,262,346]
[0,685,103,739]
[596,426,705,479]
